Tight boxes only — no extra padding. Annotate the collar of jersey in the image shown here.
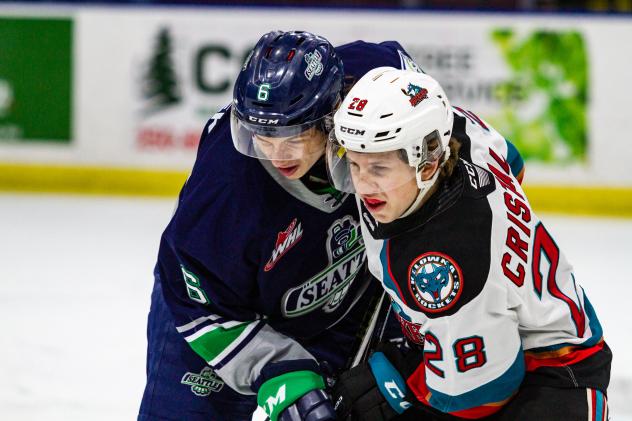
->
[258,158,348,213]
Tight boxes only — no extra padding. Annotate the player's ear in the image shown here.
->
[420,159,440,181]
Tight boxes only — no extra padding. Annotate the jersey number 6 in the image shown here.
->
[181,266,210,305]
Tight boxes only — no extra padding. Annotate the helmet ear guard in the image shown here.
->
[411,130,446,171]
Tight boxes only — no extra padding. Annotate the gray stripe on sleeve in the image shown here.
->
[215,324,317,395]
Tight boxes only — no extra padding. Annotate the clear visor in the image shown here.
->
[230,108,331,161]
[326,141,418,195]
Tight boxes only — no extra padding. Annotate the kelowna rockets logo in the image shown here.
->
[408,252,463,313]
[265,218,303,272]
[401,83,428,107]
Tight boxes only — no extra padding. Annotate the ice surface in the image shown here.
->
[0,194,629,420]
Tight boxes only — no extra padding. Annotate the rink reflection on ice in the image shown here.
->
[0,193,630,421]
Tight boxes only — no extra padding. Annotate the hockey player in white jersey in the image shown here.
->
[327,68,611,420]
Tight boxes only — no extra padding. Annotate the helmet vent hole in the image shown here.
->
[253,101,273,108]
[376,131,390,138]
[444,130,451,136]
[372,72,385,81]
[361,144,366,149]
[273,34,283,42]
[295,37,305,46]
[287,49,296,61]
[347,112,363,117]
[380,113,393,119]
[289,94,303,105]
[395,128,402,133]
[265,47,273,58]
[374,136,396,142]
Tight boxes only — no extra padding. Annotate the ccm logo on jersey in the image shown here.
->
[265,218,303,272]
[462,160,479,189]
[340,126,366,135]
[248,116,279,125]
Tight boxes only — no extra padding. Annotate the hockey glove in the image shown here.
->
[257,370,332,421]
[333,351,411,421]
[278,389,336,421]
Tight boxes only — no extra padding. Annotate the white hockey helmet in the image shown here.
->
[327,67,453,196]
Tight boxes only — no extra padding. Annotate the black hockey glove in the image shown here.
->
[332,347,412,421]
[278,389,336,421]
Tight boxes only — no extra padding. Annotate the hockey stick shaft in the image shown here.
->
[350,290,391,368]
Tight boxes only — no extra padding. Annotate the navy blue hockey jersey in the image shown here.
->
[156,40,420,396]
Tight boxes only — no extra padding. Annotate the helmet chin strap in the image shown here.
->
[399,147,451,219]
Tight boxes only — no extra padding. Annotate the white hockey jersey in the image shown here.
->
[358,109,611,419]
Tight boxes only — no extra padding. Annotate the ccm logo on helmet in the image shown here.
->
[340,126,366,135]
[248,116,279,125]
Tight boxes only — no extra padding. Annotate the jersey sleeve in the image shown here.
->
[505,139,525,183]
[485,155,609,389]
[453,107,526,184]
[156,115,320,395]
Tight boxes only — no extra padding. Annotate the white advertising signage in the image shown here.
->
[1,6,631,188]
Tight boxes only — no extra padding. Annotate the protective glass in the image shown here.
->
[326,138,417,195]
[230,108,332,161]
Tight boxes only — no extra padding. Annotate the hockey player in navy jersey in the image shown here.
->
[328,68,612,420]
[138,32,423,421]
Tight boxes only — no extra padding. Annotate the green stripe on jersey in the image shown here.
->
[188,322,251,363]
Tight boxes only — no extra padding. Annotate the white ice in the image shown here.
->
[0,193,630,420]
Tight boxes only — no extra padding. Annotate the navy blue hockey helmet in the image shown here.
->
[231,30,344,161]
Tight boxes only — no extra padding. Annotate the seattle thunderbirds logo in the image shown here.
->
[304,50,324,81]
[408,252,463,313]
[181,367,224,397]
[282,216,365,317]
[401,83,428,107]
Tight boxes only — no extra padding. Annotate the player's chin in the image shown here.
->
[372,210,397,224]
[365,203,396,224]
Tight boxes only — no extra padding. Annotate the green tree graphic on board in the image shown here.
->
[142,28,181,115]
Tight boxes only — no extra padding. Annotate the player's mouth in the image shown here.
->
[275,165,299,177]
[362,197,386,213]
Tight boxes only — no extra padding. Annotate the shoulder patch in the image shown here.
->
[265,218,303,272]
[408,252,463,313]
[181,367,224,396]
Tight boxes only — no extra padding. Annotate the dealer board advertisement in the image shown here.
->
[1,6,631,187]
